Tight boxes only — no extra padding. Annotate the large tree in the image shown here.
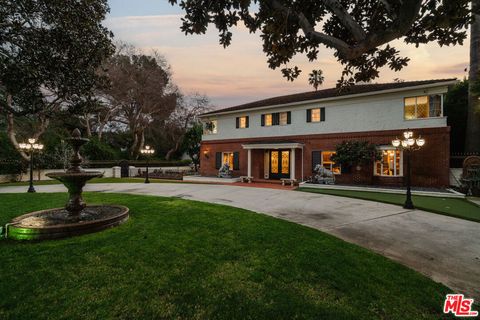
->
[170,0,478,151]
[100,46,178,158]
[0,0,114,159]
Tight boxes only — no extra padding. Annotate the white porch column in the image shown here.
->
[290,148,296,180]
[247,149,252,177]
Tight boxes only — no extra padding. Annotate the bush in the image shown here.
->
[82,137,120,161]
[331,140,381,168]
[0,132,26,175]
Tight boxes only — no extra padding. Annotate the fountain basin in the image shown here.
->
[7,205,129,240]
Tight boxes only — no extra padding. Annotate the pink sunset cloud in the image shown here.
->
[103,14,469,108]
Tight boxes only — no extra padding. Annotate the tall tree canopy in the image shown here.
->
[100,46,178,158]
[0,0,114,159]
[169,0,470,85]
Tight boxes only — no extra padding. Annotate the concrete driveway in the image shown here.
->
[1,182,479,299]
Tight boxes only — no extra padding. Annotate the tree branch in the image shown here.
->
[322,0,367,41]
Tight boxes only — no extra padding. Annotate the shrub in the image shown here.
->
[331,140,381,168]
[82,137,119,161]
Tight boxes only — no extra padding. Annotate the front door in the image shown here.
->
[269,150,290,179]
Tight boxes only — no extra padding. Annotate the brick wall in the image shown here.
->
[200,127,450,187]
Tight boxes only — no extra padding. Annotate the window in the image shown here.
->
[279,112,288,125]
[322,151,341,174]
[261,112,291,126]
[222,152,234,169]
[307,107,325,122]
[404,95,442,120]
[265,114,272,126]
[374,148,402,176]
[236,116,249,129]
[204,120,217,134]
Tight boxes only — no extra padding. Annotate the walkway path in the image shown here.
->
[1,183,479,299]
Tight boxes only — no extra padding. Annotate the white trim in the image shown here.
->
[242,142,304,150]
[199,80,457,118]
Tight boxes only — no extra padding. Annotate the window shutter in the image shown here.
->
[320,107,325,121]
[215,152,222,169]
[236,117,239,128]
[273,113,280,125]
[306,109,312,122]
[233,152,240,170]
[261,114,265,126]
[246,116,249,128]
[312,151,321,172]
[287,111,291,124]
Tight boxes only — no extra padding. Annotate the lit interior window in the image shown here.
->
[222,152,233,169]
[404,95,442,120]
[311,108,321,122]
[375,148,402,176]
[279,112,288,125]
[322,151,341,174]
[239,116,247,128]
[265,114,272,126]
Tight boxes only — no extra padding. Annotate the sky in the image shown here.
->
[104,0,469,108]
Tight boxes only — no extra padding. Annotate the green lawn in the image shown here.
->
[298,187,480,223]
[0,177,187,187]
[0,193,454,319]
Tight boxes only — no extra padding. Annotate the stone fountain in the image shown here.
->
[7,129,129,241]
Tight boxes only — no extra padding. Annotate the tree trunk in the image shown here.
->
[6,94,29,161]
[84,113,92,138]
[466,0,480,153]
[165,137,182,161]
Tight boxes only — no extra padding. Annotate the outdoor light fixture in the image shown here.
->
[140,145,155,183]
[19,138,44,193]
[391,130,426,209]
[203,150,209,158]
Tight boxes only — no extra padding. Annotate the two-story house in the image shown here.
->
[199,79,456,187]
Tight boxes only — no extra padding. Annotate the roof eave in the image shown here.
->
[199,79,457,118]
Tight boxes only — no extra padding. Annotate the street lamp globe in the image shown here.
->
[416,137,425,147]
[392,138,400,147]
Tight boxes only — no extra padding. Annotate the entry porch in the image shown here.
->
[242,142,304,182]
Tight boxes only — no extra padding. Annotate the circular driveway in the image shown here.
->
[1,182,479,299]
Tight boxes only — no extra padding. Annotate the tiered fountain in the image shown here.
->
[7,129,129,240]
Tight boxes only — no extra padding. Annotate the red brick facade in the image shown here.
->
[200,126,450,187]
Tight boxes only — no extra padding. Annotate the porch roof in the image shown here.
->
[242,141,304,150]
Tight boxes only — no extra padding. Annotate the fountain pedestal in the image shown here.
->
[7,129,129,241]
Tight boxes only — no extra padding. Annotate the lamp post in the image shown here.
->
[140,145,155,184]
[19,138,44,193]
[391,130,425,209]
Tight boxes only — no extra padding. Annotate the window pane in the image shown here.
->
[265,114,272,126]
[416,96,429,118]
[280,112,288,125]
[322,151,333,163]
[429,95,442,117]
[239,116,246,128]
[271,151,278,173]
[404,97,416,120]
[322,151,340,174]
[222,153,233,169]
[281,151,289,174]
[311,108,321,122]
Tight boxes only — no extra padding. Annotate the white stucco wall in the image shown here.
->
[202,84,450,141]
